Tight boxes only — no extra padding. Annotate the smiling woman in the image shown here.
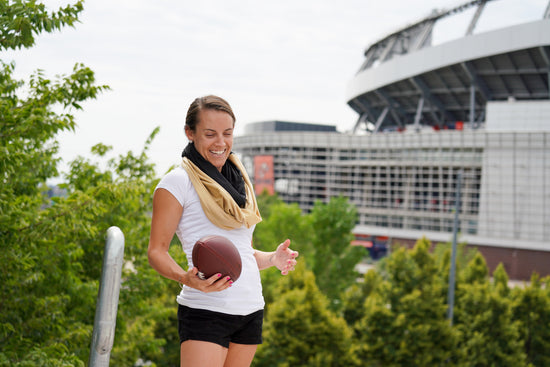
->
[147,95,299,367]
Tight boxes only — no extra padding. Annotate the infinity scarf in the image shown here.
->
[181,143,262,230]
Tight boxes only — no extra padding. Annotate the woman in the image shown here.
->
[148,95,298,367]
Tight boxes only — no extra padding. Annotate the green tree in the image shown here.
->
[453,254,527,366]
[492,263,511,297]
[352,238,459,366]
[0,1,180,365]
[253,198,313,308]
[308,196,364,306]
[341,269,381,329]
[254,195,312,257]
[459,251,489,284]
[0,0,83,50]
[254,264,357,367]
[1,123,178,365]
[254,194,367,311]
[511,273,550,367]
[433,240,476,288]
[0,1,109,364]
[255,190,285,220]
[62,136,184,366]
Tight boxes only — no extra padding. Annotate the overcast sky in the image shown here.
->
[4,0,548,179]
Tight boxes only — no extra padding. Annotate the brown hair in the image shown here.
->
[185,95,236,132]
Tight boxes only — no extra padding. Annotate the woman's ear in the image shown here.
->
[184,126,194,142]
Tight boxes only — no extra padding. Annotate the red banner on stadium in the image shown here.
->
[254,155,274,195]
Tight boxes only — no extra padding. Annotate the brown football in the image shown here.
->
[192,235,242,282]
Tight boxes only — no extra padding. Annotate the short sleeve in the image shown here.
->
[155,166,191,207]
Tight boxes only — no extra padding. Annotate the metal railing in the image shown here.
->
[89,226,125,367]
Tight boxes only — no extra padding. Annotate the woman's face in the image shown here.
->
[185,109,234,171]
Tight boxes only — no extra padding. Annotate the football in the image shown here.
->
[192,235,242,282]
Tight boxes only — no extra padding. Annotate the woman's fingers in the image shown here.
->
[186,269,233,292]
[206,273,233,291]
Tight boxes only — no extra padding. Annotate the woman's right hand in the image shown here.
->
[182,267,233,293]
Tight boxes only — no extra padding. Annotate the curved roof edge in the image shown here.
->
[346,19,550,101]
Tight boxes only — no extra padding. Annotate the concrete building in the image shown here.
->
[234,0,550,280]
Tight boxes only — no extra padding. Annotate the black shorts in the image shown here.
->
[177,305,264,348]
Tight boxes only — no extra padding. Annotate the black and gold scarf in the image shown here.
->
[181,143,262,230]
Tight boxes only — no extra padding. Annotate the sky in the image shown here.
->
[4,0,548,180]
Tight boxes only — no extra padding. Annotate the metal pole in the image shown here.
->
[89,226,125,367]
[447,171,462,325]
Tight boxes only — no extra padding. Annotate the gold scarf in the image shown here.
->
[181,154,262,230]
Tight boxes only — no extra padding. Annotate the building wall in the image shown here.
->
[486,100,550,132]
[478,132,550,242]
[478,101,550,242]
[235,129,550,279]
[386,236,550,280]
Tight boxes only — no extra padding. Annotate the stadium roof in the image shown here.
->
[346,0,550,133]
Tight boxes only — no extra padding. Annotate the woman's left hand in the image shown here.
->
[272,239,299,275]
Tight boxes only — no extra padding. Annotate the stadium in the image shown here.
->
[234,0,550,280]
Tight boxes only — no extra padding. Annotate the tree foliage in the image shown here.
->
[350,238,459,366]
[254,194,366,309]
[511,273,550,367]
[0,0,84,50]
[307,196,364,304]
[254,196,313,308]
[454,255,526,366]
[0,1,177,365]
[254,264,357,367]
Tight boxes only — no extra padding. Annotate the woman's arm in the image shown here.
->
[147,188,231,292]
[254,239,299,275]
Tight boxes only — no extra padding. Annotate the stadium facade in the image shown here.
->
[234,0,550,280]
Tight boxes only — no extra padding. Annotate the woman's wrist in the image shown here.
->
[177,272,186,287]
[254,250,277,270]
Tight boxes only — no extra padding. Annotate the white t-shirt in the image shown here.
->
[155,166,264,315]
